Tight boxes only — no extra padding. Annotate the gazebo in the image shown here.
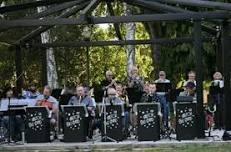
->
[0,0,231,138]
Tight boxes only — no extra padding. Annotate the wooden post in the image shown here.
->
[41,47,47,87]
[193,21,205,138]
[221,21,231,130]
[15,45,23,94]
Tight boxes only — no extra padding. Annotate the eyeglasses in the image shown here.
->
[159,74,165,76]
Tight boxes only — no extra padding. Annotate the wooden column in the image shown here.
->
[193,21,205,138]
[41,47,47,87]
[221,21,231,130]
[15,45,23,93]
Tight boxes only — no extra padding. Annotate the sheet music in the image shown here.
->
[0,98,37,111]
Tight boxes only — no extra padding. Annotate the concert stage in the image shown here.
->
[0,130,228,152]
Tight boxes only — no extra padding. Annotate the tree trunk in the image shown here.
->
[146,22,161,78]
[124,3,136,76]
[37,4,59,89]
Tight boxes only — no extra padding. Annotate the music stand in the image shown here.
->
[155,83,171,93]
[61,105,88,142]
[98,90,117,142]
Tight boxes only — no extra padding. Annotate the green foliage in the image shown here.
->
[0,0,221,88]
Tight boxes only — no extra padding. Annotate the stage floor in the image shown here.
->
[0,129,228,151]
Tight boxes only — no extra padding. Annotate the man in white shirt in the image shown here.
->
[154,71,170,128]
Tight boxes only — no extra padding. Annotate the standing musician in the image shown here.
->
[101,70,117,93]
[183,71,196,88]
[127,66,144,105]
[209,72,224,129]
[154,71,171,128]
[35,85,59,133]
[68,85,95,139]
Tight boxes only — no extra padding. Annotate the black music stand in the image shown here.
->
[102,104,124,142]
[61,105,88,142]
[135,103,160,141]
[175,102,197,140]
[25,106,50,143]
[155,83,171,92]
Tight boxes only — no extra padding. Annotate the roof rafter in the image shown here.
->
[28,37,212,48]
[127,0,217,35]
[154,0,231,11]
[0,0,75,14]
[0,12,227,29]
[16,1,91,44]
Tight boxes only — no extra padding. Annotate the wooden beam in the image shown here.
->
[193,20,205,138]
[154,0,231,11]
[24,0,86,19]
[16,1,90,44]
[0,0,88,33]
[129,0,189,13]
[0,12,228,29]
[28,37,212,48]
[80,0,101,15]
[0,0,75,14]
[127,0,217,35]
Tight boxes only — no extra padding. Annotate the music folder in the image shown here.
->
[155,83,171,93]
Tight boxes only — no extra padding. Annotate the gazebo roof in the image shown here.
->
[0,0,230,46]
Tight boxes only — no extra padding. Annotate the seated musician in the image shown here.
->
[115,84,131,137]
[105,87,123,105]
[140,82,150,103]
[179,81,196,98]
[35,85,59,132]
[68,85,95,139]
[148,83,161,103]
[1,88,24,141]
[22,83,40,99]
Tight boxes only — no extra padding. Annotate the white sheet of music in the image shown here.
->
[0,98,37,111]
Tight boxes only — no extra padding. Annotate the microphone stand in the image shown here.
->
[101,90,116,142]
[7,96,12,144]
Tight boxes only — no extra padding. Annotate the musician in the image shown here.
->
[209,72,224,129]
[211,72,224,89]
[35,85,59,132]
[179,81,196,98]
[183,71,196,88]
[68,85,95,139]
[101,70,117,92]
[140,82,151,103]
[154,71,170,128]
[22,83,40,99]
[116,84,130,137]
[105,87,123,105]
[127,66,144,104]
[68,86,95,116]
[1,88,24,141]
[148,83,161,103]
